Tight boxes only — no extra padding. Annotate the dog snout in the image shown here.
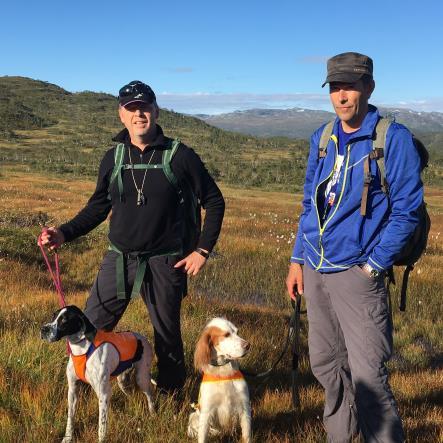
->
[41,324,57,342]
[41,324,50,338]
[242,339,250,351]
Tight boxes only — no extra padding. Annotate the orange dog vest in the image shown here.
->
[71,330,140,383]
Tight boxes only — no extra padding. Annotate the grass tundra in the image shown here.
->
[0,168,442,442]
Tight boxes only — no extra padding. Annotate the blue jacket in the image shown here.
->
[291,105,423,273]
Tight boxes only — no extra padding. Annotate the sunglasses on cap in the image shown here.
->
[118,81,156,101]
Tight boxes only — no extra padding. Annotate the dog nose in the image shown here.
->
[243,341,250,351]
[40,325,49,338]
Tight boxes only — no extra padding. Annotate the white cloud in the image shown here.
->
[157,92,331,115]
[375,98,443,113]
[156,91,443,115]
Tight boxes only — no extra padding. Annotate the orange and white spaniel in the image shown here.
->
[188,318,252,443]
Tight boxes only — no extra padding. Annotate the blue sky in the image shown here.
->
[1,0,442,114]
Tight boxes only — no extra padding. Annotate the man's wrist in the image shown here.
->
[195,248,209,259]
[361,262,382,278]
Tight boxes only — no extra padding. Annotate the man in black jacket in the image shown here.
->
[40,81,225,393]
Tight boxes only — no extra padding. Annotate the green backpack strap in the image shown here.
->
[108,143,126,201]
[318,121,334,158]
[162,138,202,255]
[162,138,183,201]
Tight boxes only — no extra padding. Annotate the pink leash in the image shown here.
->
[38,233,66,307]
[38,232,70,354]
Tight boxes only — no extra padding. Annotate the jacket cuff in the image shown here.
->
[367,256,385,271]
[58,225,73,243]
[290,256,304,264]
[196,240,212,253]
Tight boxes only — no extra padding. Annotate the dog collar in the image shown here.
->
[209,355,233,367]
[202,370,244,383]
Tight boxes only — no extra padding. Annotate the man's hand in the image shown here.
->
[286,262,304,300]
[174,250,208,276]
[39,226,65,251]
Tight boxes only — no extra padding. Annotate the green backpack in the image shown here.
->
[319,117,431,311]
[107,138,202,256]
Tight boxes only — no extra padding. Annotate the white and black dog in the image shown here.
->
[41,305,155,443]
[188,318,252,443]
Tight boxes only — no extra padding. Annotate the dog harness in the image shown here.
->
[71,330,142,383]
[193,370,245,410]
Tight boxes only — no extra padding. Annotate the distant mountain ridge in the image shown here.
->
[1,76,442,190]
[198,107,443,140]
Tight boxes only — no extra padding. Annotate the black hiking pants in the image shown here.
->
[84,250,187,392]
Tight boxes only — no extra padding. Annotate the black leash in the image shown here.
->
[290,296,302,408]
[242,295,303,407]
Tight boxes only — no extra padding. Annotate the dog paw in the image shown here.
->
[61,437,73,443]
[187,427,197,438]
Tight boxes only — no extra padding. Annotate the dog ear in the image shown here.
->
[67,306,97,342]
[83,315,97,342]
[194,328,213,372]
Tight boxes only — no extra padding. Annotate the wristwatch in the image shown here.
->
[361,262,381,278]
[195,248,210,259]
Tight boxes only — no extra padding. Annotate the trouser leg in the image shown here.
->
[325,266,404,443]
[141,255,187,392]
[304,265,358,443]
[84,251,186,391]
[84,251,130,330]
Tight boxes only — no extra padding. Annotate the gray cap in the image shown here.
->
[322,52,373,88]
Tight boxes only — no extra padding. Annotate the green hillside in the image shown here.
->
[0,76,308,191]
[1,76,442,188]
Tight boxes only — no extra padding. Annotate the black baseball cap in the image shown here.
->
[322,52,373,88]
[118,80,156,107]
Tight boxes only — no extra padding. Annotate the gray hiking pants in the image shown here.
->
[304,265,405,443]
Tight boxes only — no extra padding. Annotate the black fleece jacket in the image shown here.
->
[59,126,225,254]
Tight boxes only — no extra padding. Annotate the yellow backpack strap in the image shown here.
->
[318,121,334,158]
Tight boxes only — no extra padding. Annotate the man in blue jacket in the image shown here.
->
[286,52,421,442]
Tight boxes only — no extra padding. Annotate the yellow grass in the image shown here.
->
[0,169,442,442]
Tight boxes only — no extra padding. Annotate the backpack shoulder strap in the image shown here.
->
[371,117,392,194]
[162,139,183,199]
[318,121,334,158]
[412,136,429,170]
[360,117,392,215]
[108,143,125,201]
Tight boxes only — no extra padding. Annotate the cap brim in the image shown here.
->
[322,72,365,88]
[120,98,152,107]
